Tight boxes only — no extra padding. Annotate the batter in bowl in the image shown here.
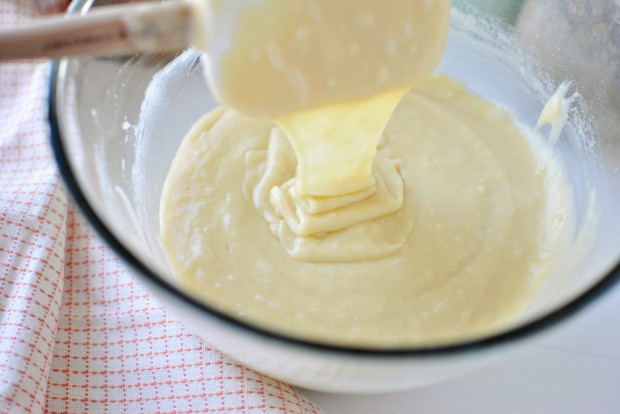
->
[160,75,572,346]
[160,0,573,346]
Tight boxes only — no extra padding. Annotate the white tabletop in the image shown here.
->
[305,282,620,414]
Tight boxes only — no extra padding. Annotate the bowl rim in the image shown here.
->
[48,0,620,358]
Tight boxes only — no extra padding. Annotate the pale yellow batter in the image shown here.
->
[160,76,571,346]
[160,0,572,346]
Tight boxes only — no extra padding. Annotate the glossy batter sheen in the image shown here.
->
[160,76,571,346]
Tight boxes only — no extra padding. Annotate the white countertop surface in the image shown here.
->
[305,282,620,414]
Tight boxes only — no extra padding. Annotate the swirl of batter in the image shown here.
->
[244,128,411,262]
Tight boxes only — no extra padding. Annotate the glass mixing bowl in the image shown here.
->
[49,0,620,393]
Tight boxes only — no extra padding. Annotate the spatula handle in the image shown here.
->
[0,1,193,60]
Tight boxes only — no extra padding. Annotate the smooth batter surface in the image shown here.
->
[160,76,571,346]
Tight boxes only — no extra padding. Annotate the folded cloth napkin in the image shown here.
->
[0,1,322,412]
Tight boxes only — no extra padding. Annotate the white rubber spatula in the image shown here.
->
[0,1,196,60]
